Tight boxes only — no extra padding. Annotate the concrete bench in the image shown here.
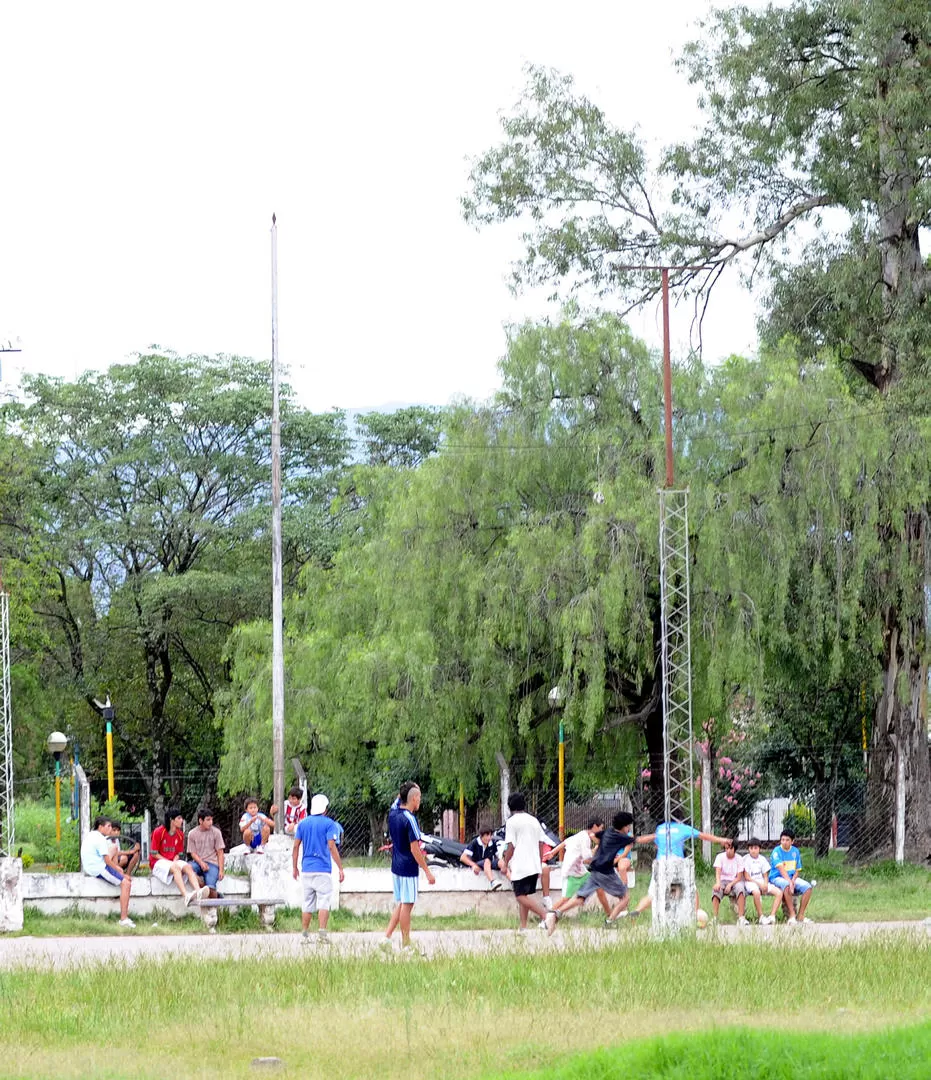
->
[22,872,250,919]
[195,897,287,932]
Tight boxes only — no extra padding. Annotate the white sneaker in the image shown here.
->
[760,915,774,926]
[183,891,195,908]
[737,916,749,926]
[119,918,136,929]
[800,915,815,924]
[542,896,553,911]
[197,885,211,902]
[490,880,503,891]
[787,916,797,925]
[545,911,558,936]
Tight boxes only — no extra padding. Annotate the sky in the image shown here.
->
[0,2,762,412]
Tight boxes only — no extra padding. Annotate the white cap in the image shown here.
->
[309,794,329,816]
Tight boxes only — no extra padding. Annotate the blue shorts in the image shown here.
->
[193,862,221,889]
[249,832,263,849]
[392,874,418,904]
[771,876,812,894]
[97,867,124,886]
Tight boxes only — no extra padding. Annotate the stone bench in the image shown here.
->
[22,872,250,919]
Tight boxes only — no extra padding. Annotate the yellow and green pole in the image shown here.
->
[558,719,565,840]
[459,782,466,843]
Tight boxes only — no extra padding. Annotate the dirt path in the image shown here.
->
[1,918,929,970]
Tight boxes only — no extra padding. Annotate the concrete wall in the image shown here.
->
[22,872,249,918]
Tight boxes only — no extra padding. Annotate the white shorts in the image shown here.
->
[301,871,333,913]
[152,858,183,885]
[744,879,781,897]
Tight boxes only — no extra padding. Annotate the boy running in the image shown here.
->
[556,812,636,926]
[498,792,557,935]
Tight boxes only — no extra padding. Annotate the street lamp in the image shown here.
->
[549,687,566,839]
[46,731,68,844]
[88,695,116,800]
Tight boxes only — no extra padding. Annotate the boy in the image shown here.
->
[187,808,226,898]
[80,815,134,928]
[383,782,436,950]
[549,819,612,917]
[292,793,344,944]
[769,829,815,924]
[150,807,209,907]
[239,797,276,853]
[498,792,558,935]
[460,827,503,889]
[108,820,141,876]
[711,839,747,923]
[741,838,783,924]
[628,819,731,917]
[283,786,307,836]
[556,812,636,925]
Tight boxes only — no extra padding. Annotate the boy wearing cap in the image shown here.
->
[292,794,345,944]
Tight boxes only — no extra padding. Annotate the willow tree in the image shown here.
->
[465,2,931,859]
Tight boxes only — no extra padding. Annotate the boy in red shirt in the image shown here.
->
[150,808,209,907]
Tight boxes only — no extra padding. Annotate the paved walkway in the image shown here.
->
[1,919,929,970]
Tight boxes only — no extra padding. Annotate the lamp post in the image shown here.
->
[47,731,68,844]
[89,695,116,801]
[549,686,566,840]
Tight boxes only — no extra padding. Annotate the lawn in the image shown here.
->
[0,937,927,1079]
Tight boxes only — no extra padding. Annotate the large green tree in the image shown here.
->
[465,2,931,860]
[8,352,348,816]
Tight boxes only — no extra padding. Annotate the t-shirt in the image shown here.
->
[503,811,546,880]
[239,810,263,836]
[590,829,635,874]
[769,844,802,882]
[742,853,770,882]
[465,837,497,864]
[653,822,700,858]
[187,825,225,866]
[388,804,422,878]
[285,802,306,830]
[150,825,184,868]
[295,814,341,873]
[81,829,111,877]
[562,830,593,878]
[713,851,742,884]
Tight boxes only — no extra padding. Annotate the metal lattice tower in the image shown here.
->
[0,593,13,856]
[659,489,694,831]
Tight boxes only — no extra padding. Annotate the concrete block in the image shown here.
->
[0,858,24,932]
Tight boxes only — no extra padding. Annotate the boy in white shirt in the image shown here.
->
[498,793,558,935]
[80,815,135,928]
[741,838,783,924]
[711,839,747,923]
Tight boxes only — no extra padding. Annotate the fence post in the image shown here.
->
[141,810,151,863]
[892,736,905,864]
[697,743,712,863]
[74,764,90,845]
[495,752,511,821]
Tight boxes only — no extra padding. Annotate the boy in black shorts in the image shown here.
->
[498,793,558,935]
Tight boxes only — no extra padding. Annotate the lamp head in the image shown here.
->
[47,730,68,756]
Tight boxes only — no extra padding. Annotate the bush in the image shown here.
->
[782,802,815,838]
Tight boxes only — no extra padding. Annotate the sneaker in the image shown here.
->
[119,918,136,929]
[183,890,195,908]
[799,915,815,924]
[197,885,211,902]
[603,918,618,928]
[760,915,774,926]
[254,845,265,855]
[737,916,749,926]
[615,910,629,919]
[628,909,641,920]
[787,917,797,925]
[542,896,553,911]
[545,911,558,936]
[317,931,330,945]
[490,880,503,891]
[301,929,311,944]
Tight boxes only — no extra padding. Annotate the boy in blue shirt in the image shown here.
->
[383,781,435,950]
[628,819,730,918]
[292,793,345,944]
[769,829,815,923]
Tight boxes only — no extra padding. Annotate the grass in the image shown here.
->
[0,937,927,1079]
[506,1022,931,1079]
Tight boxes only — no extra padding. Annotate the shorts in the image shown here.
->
[248,832,264,849]
[301,871,333,913]
[151,858,183,886]
[97,866,124,887]
[578,869,628,901]
[744,879,781,897]
[771,876,812,894]
[392,874,418,904]
[712,882,745,901]
[511,874,539,897]
[563,872,589,899]
[192,862,221,890]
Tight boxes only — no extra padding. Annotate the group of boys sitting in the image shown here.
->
[710,831,816,925]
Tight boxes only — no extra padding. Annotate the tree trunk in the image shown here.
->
[852,587,931,863]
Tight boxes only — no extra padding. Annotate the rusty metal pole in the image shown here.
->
[661,267,674,488]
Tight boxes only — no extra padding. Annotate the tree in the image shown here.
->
[8,352,348,816]
[465,3,931,860]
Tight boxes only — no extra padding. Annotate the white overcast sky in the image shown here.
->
[0,2,762,412]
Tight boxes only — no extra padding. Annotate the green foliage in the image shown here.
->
[783,802,816,839]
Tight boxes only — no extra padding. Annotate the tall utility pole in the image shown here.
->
[0,593,13,856]
[270,214,285,831]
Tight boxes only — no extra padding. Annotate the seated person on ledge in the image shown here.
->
[460,828,504,890]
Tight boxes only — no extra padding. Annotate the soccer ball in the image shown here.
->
[695,908,709,929]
